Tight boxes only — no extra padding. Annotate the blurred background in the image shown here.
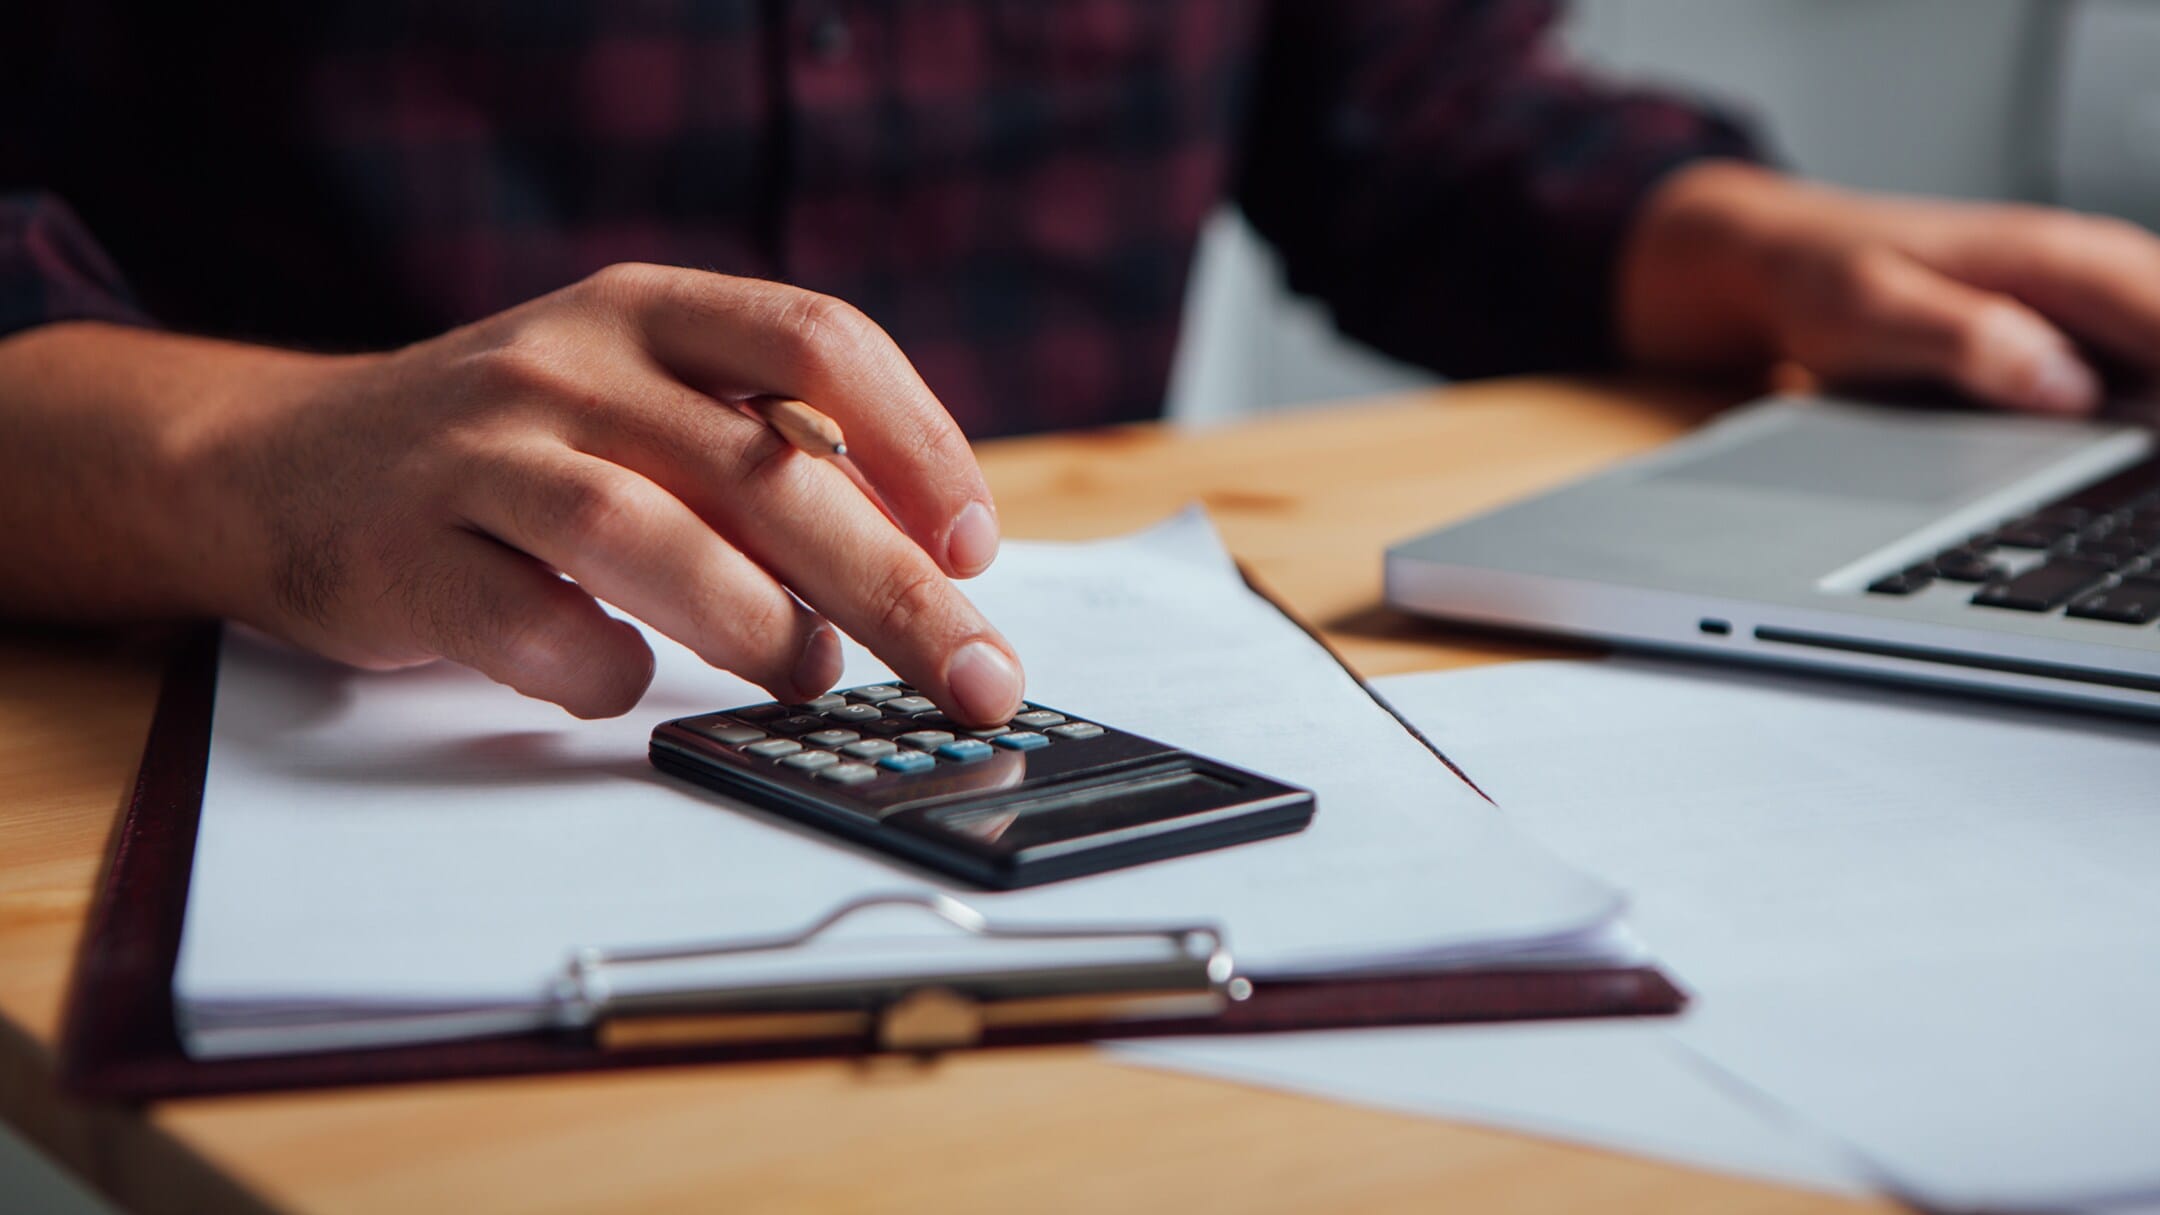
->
[1167,0,2160,423]
[11,2,2160,1211]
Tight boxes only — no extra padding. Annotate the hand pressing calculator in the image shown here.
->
[650,684,1315,889]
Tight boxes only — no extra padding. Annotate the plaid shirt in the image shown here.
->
[1,1,1758,438]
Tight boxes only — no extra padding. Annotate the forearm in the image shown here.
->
[0,321,347,620]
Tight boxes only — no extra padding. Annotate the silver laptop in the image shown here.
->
[1384,395,2160,716]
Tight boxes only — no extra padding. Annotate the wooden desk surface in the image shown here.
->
[0,378,1903,1214]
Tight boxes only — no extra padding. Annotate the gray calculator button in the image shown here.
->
[766,714,830,735]
[1045,721,1103,740]
[816,761,879,785]
[883,696,937,716]
[824,703,885,724]
[744,738,803,758]
[803,729,860,748]
[690,721,765,745]
[1012,710,1066,729]
[793,693,847,713]
[781,749,840,771]
[850,685,904,703]
[898,730,956,750]
[877,750,936,774]
[963,725,1010,738]
[840,738,898,760]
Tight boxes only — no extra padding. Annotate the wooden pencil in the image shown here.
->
[745,395,848,459]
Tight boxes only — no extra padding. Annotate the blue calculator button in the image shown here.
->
[936,739,995,762]
[991,731,1049,751]
[877,750,937,774]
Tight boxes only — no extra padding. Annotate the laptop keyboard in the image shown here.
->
[1867,453,2160,625]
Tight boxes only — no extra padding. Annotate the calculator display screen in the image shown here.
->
[920,768,1239,851]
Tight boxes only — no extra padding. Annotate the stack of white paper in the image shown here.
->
[175,510,1632,1058]
[1126,658,2160,1212]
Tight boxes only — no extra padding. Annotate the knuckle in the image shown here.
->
[713,593,797,667]
[774,290,879,375]
[731,418,815,490]
[868,561,954,645]
[464,336,578,402]
[540,471,649,553]
[1784,245,1895,328]
[1952,300,2023,361]
[2028,210,2100,258]
[1825,247,1903,315]
[491,607,565,680]
[897,410,966,473]
[580,261,670,308]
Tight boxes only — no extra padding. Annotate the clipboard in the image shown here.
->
[59,625,1684,1102]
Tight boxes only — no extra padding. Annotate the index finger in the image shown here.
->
[588,265,1002,580]
[1949,212,2160,380]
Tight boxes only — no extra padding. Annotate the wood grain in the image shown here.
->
[0,378,1901,1214]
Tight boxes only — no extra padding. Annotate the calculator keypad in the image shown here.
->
[668,685,1115,791]
[654,683,1315,889]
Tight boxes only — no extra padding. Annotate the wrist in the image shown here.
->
[0,321,370,622]
[158,338,383,626]
[1617,160,1827,373]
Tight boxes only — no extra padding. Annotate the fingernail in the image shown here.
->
[946,500,1000,578]
[793,625,843,701]
[945,640,1022,725]
[2030,350,2101,414]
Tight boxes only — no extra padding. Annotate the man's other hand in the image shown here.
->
[1621,161,2160,414]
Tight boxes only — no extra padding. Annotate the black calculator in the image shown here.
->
[649,684,1315,889]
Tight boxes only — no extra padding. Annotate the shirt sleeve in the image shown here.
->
[0,192,154,339]
[1234,0,1769,379]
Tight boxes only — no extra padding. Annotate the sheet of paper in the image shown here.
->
[1117,1023,1876,1197]
[1129,658,2160,1211]
[175,510,1621,1055]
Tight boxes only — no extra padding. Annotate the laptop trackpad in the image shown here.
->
[1650,407,2072,507]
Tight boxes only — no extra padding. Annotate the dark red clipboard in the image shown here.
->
[58,626,1684,1101]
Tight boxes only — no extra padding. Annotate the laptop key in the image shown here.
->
[1970,558,2113,612]
[1991,517,2081,549]
[2066,578,2160,625]
[1867,568,1934,596]
[1929,549,2003,583]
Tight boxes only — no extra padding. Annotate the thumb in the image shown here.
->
[1791,250,2102,415]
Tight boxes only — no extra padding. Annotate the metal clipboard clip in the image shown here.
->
[553,894,1250,1054]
